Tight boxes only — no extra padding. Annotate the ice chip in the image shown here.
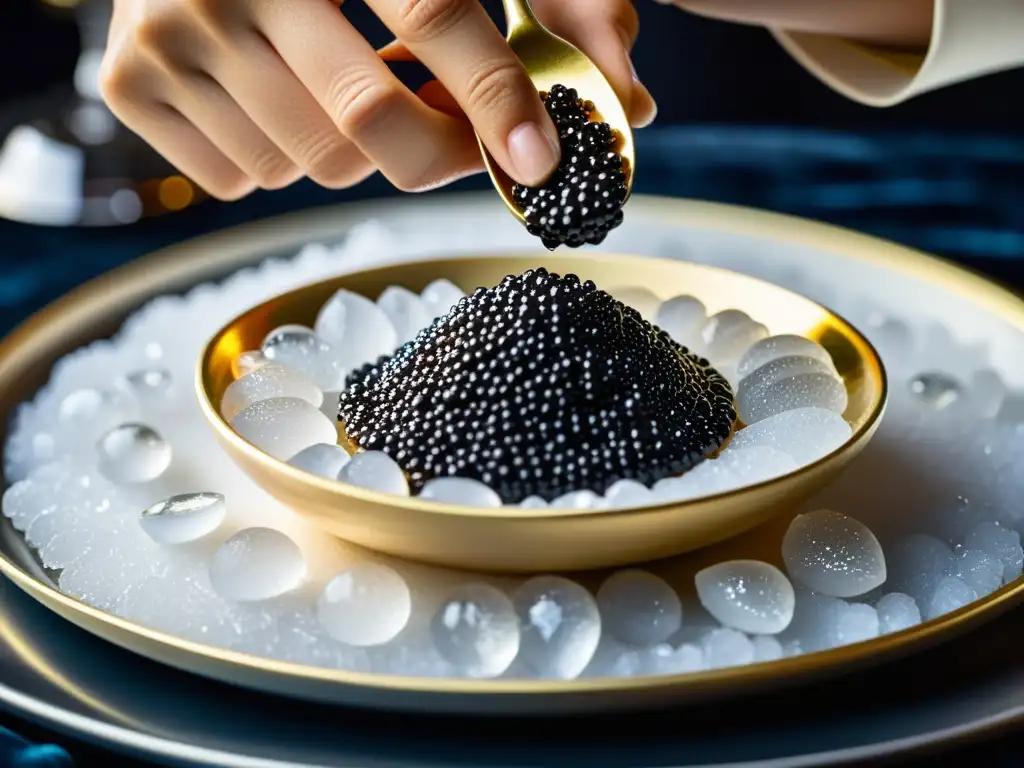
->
[695,560,795,635]
[229,397,338,462]
[596,570,682,647]
[513,576,601,679]
[209,527,306,602]
[338,450,409,496]
[261,325,345,391]
[317,563,412,647]
[220,364,323,422]
[419,477,501,507]
[314,288,399,372]
[377,286,434,344]
[781,510,886,598]
[287,443,351,479]
[430,582,520,678]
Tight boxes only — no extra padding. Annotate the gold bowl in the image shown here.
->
[197,253,886,573]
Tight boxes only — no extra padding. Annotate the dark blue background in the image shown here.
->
[2,1,1024,765]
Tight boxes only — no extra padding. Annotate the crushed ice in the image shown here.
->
[2,220,1023,681]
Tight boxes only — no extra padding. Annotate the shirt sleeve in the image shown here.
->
[771,0,1024,107]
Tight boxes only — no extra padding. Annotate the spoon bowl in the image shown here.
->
[480,0,636,223]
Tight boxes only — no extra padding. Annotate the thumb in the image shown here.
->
[532,0,657,128]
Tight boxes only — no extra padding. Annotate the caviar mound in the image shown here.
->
[338,270,736,504]
[512,84,628,251]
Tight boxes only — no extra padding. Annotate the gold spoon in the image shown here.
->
[480,0,636,223]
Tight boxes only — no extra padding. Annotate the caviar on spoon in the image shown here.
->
[478,0,636,249]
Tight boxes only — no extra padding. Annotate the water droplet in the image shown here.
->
[140,492,226,544]
[908,372,962,410]
[120,369,174,404]
[96,423,172,484]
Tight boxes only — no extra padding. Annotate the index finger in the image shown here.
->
[367,0,561,187]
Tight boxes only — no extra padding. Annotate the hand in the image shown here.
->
[100,0,656,201]
[666,0,933,49]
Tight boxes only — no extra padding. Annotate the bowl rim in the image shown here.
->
[196,252,888,520]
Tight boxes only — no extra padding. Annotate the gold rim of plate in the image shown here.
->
[0,196,1020,712]
[195,255,884,574]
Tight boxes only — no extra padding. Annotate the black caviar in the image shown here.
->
[339,269,735,504]
[512,84,628,251]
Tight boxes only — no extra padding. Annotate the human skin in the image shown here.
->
[100,0,657,200]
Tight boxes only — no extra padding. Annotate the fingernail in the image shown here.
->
[629,57,642,84]
[507,121,560,186]
[630,70,658,129]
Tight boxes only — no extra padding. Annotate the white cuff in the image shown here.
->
[772,0,1024,107]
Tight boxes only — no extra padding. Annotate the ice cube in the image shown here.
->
[888,534,956,605]
[96,423,173,484]
[954,548,1003,596]
[727,407,851,466]
[582,639,642,678]
[781,510,886,598]
[140,492,227,544]
[603,479,654,509]
[337,451,409,496]
[287,443,351,479]
[834,603,879,645]
[610,286,661,322]
[317,563,412,647]
[209,527,306,602]
[737,358,848,425]
[419,477,501,507]
[229,397,338,462]
[694,560,795,634]
[642,642,704,675]
[925,576,977,620]
[261,325,345,391]
[220,364,324,422]
[751,635,783,662]
[701,628,755,668]
[234,350,269,377]
[664,458,743,500]
[964,521,1023,583]
[420,279,465,319]
[700,310,769,365]
[550,490,604,509]
[596,570,682,647]
[519,495,548,509]
[875,592,921,634]
[512,576,601,680]
[314,288,399,372]
[430,582,520,678]
[377,286,434,343]
[713,445,797,485]
[654,295,706,346]
[737,335,837,380]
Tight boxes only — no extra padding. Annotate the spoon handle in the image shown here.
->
[501,0,540,37]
